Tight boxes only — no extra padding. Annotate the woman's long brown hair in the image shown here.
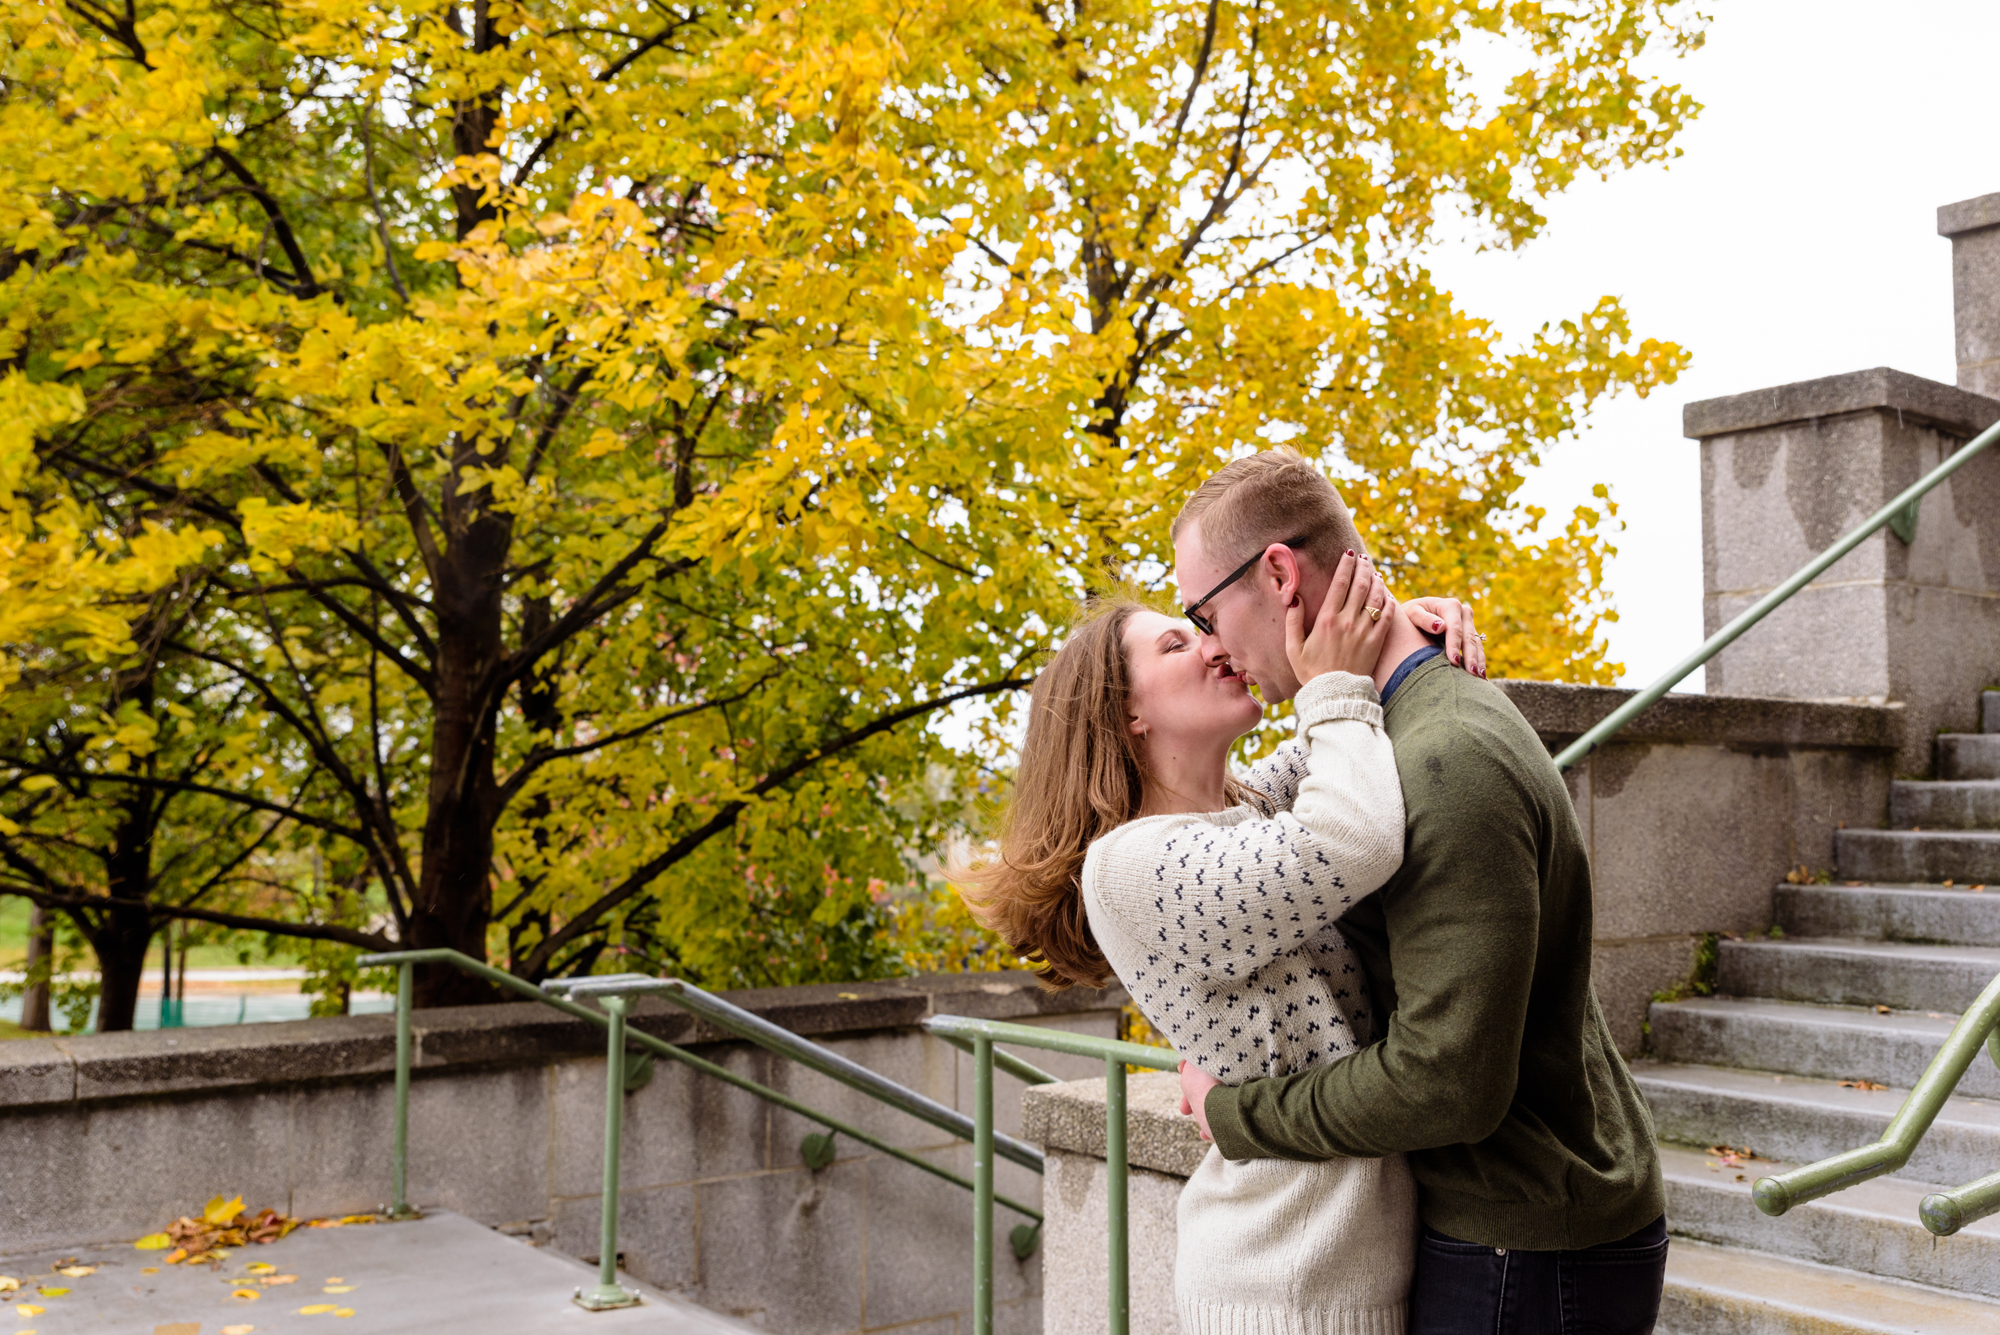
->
[957,599,1253,989]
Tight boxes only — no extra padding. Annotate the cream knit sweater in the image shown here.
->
[1081,671,1418,1335]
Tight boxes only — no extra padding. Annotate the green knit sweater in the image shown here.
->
[1204,655,1664,1251]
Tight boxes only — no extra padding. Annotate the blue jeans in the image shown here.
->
[1407,1215,1668,1335]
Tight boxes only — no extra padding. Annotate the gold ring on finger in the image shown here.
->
[1365,604,1383,622]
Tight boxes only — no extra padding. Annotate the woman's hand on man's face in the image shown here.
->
[1283,550,1393,686]
[1178,1059,1220,1141]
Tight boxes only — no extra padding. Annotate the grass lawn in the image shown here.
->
[0,1017,40,1040]
[0,894,302,971]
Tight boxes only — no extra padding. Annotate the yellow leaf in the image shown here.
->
[18,1304,44,1315]
[232,1288,262,1300]
[245,1262,276,1272]
[262,1274,297,1285]
[134,1233,172,1250]
[322,1285,354,1293]
[142,1267,160,1274]
[205,1194,245,1225]
[223,1326,257,1334]
[38,1287,69,1296]
[57,1266,95,1277]
[298,1304,339,1315]
[0,1276,16,1291]
[334,1309,355,1318]
[164,1248,187,1264]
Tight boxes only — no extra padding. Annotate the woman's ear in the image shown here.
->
[1128,714,1149,738]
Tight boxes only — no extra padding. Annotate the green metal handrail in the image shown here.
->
[353,949,1050,1301]
[1553,415,2000,771]
[1753,971,2000,1235]
[923,1014,1180,1335]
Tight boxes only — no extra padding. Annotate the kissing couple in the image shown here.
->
[962,448,1668,1335]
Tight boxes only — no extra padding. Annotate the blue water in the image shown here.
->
[1,992,394,1034]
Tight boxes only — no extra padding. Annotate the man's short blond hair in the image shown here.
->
[1171,447,1364,572]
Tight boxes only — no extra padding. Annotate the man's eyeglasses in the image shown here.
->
[1181,534,1311,637]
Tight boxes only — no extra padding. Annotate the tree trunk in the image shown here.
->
[90,784,161,1031]
[19,905,52,1031]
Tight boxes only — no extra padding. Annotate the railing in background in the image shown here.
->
[1552,416,2000,771]
[354,949,1053,1311]
[1752,971,2000,1236]
[923,1015,1181,1335]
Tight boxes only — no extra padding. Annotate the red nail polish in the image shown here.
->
[1434,621,1444,631]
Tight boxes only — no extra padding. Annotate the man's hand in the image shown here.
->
[1178,1059,1221,1142]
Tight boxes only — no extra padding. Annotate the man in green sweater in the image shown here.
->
[1170,448,1667,1334]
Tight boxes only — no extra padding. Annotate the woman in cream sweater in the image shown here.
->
[964,553,1468,1335]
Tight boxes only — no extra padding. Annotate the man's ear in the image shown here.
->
[1261,544,1301,604]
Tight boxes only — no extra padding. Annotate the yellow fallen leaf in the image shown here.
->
[337,1215,376,1226]
[164,1247,188,1265]
[325,1277,344,1284]
[298,1304,339,1315]
[37,1287,69,1296]
[0,1276,17,1291]
[16,1329,32,1335]
[142,1267,160,1274]
[262,1275,298,1285]
[334,1310,354,1319]
[58,1266,96,1278]
[323,1285,355,1293]
[223,1326,258,1334]
[18,1304,44,1316]
[205,1194,246,1225]
[135,1233,172,1250]
[245,1262,276,1273]
[232,1288,262,1300]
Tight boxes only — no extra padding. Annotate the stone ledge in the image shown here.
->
[1940,193,2000,238]
[0,969,1127,1111]
[1022,1072,1207,1179]
[1494,679,1904,752]
[1681,367,2000,441]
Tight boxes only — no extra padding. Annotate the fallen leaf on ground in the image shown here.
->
[324,1277,344,1284]
[0,1276,17,1291]
[261,1275,297,1285]
[134,1233,172,1251]
[231,1288,262,1300]
[18,1304,44,1316]
[245,1262,276,1273]
[205,1195,247,1225]
[1841,1079,1888,1091]
[164,1248,187,1265]
[16,1329,32,1335]
[223,1326,257,1334]
[37,1287,69,1297]
[334,1309,354,1318]
[142,1267,160,1275]
[154,1325,201,1335]
[323,1285,354,1293]
[298,1303,339,1315]
[57,1266,96,1278]
[1874,1005,1893,1015]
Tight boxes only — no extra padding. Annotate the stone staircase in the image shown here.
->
[1639,692,2000,1333]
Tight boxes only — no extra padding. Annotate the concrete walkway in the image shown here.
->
[0,1211,757,1334]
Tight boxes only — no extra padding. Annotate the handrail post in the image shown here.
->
[1105,1057,1129,1335]
[387,960,417,1220]
[972,1033,995,1335]
[579,992,642,1310]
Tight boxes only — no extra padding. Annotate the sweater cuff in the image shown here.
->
[1294,670,1384,730]
[1204,1083,1257,1160]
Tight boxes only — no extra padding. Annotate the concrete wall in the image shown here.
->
[1495,679,1900,1054]
[0,972,1125,1335]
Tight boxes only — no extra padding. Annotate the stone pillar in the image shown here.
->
[1941,193,2000,398]
[1022,1072,1200,1335]
[1684,368,2000,776]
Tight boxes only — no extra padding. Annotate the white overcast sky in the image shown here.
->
[1429,0,2000,691]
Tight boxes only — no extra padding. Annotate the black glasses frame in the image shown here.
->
[1181,534,1311,636]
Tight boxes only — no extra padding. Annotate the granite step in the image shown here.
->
[1649,997,2000,1098]
[1939,733,2000,781]
[1632,1061,2000,1186]
[1984,691,2000,735]
[1660,1238,2000,1335]
[1774,883,2000,946]
[1716,939,2000,1012]
[1834,827,2000,885]
[1891,779,2000,831]
[1661,1144,2000,1301]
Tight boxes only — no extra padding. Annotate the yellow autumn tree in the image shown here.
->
[0,0,1700,1021]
